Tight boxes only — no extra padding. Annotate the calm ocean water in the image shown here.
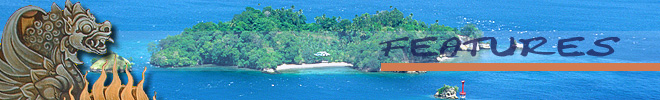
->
[1,0,659,99]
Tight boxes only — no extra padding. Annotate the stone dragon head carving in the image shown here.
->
[1,0,157,99]
[0,0,118,99]
[19,0,113,64]
[62,0,113,55]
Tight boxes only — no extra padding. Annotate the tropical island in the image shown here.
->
[148,6,483,73]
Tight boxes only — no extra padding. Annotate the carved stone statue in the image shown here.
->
[0,0,112,99]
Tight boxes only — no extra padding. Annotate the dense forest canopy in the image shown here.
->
[148,6,483,71]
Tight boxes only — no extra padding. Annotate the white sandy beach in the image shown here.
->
[276,62,353,71]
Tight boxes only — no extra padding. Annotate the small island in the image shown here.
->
[434,85,459,99]
[90,53,134,73]
[147,6,483,73]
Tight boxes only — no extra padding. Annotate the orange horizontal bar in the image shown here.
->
[380,63,660,71]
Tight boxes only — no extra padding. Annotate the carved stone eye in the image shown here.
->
[82,24,92,34]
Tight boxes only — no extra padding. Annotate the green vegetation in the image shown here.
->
[148,6,482,71]
[438,85,459,93]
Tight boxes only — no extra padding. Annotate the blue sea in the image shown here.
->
[1,0,659,99]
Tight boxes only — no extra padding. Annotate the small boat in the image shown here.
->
[436,56,452,62]
[436,54,453,62]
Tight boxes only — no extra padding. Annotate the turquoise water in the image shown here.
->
[2,0,660,99]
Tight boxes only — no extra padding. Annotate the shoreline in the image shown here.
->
[276,62,353,71]
[152,51,484,73]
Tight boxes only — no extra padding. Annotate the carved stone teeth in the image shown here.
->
[93,40,99,47]
[108,38,114,43]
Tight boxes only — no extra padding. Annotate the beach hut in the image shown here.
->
[314,51,331,56]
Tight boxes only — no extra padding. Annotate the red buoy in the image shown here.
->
[460,80,466,98]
